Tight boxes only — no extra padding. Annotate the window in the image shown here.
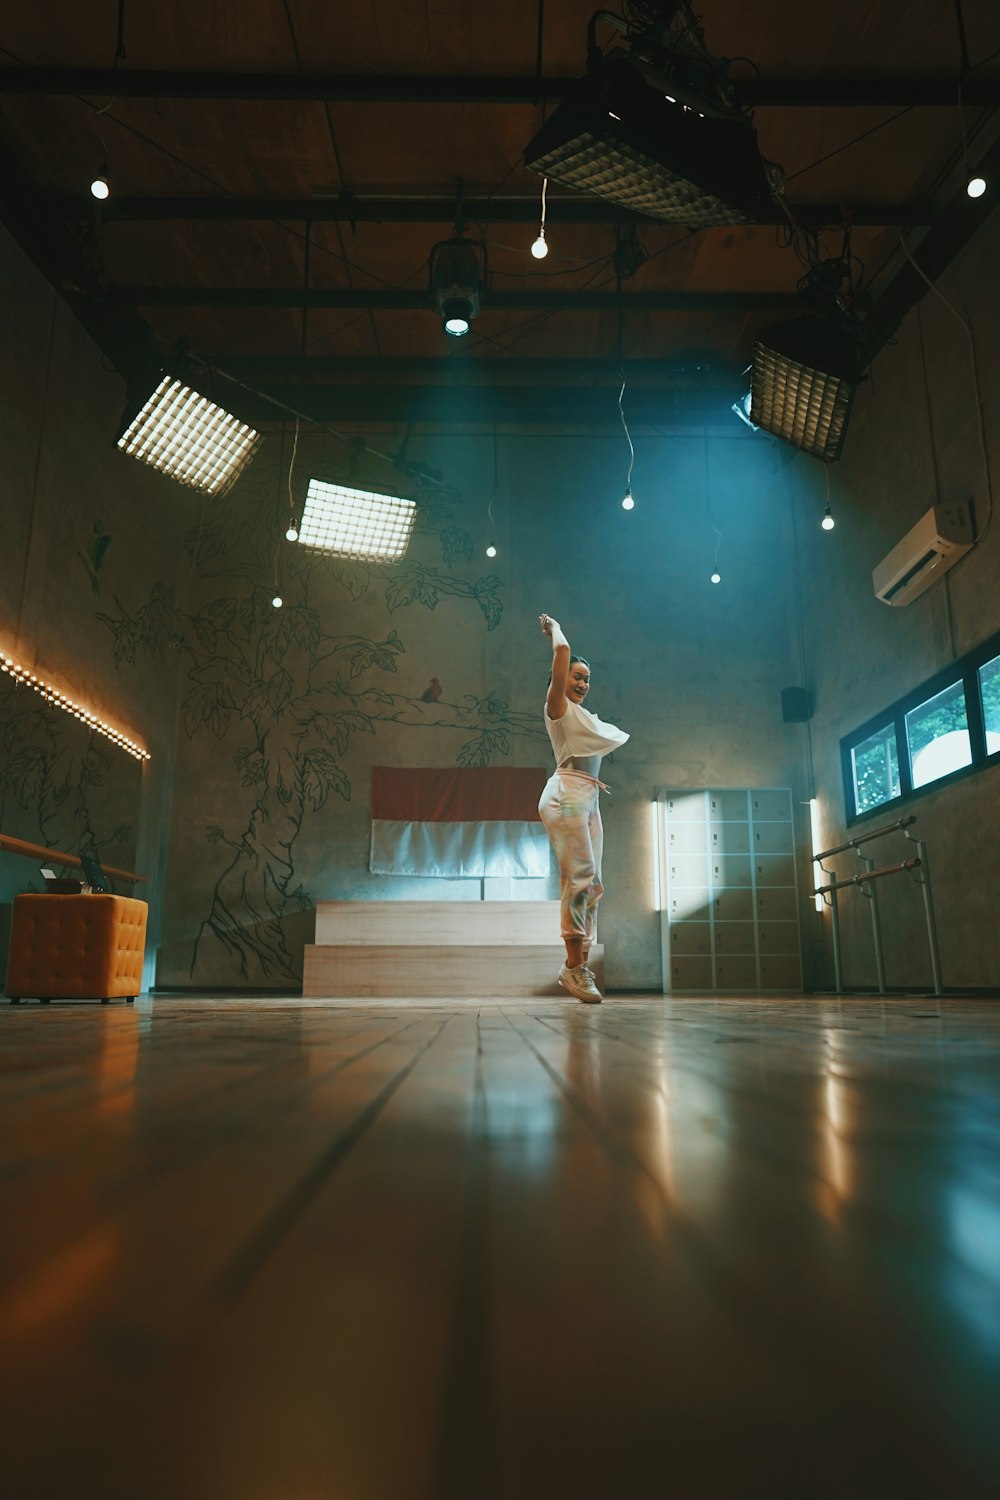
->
[977,654,1000,753]
[850,722,900,814]
[841,626,1000,822]
[906,680,971,788]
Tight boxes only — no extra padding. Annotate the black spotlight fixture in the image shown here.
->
[749,316,865,463]
[430,235,484,337]
[523,7,775,227]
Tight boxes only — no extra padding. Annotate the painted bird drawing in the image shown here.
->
[421,677,442,702]
[78,520,112,596]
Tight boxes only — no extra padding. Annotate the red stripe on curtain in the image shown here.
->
[372,767,547,823]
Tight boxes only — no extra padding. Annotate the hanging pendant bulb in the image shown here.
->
[285,521,299,541]
[90,164,110,200]
[271,594,283,609]
[967,174,987,198]
[710,570,722,585]
[621,487,635,511]
[821,505,835,531]
[531,177,549,260]
[486,544,497,558]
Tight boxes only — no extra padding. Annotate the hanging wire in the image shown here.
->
[617,299,635,498]
[705,432,722,575]
[287,415,301,526]
[489,426,498,529]
[898,233,994,544]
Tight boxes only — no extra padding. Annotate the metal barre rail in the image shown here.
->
[814,857,921,897]
[812,816,942,996]
[814,815,916,862]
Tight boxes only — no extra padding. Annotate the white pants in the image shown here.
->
[538,772,604,943]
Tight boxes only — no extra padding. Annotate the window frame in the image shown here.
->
[841,626,1000,824]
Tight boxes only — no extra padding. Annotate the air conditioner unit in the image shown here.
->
[872,500,973,607]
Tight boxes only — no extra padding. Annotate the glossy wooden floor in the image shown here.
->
[2,993,999,1499]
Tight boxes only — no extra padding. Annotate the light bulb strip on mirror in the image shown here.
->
[0,650,150,761]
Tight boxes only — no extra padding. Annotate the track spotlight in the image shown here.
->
[430,235,483,338]
[622,488,635,511]
[116,369,263,495]
[750,316,865,463]
[821,505,835,531]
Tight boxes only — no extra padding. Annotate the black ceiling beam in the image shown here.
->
[197,380,743,427]
[866,132,1000,354]
[2,67,999,107]
[203,355,742,384]
[109,286,801,312]
[97,194,917,229]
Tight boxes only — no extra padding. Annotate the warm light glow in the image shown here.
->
[0,649,149,760]
[530,233,549,259]
[117,375,263,496]
[651,800,664,911]
[710,570,721,584]
[821,505,835,531]
[809,798,824,911]
[90,175,110,201]
[298,479,417,562]
[622,489,635,511]
[967,175,987,199]
[486,544,497,558]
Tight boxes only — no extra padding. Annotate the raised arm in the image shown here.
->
[540,613,571,720]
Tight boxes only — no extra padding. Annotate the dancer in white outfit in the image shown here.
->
[538,613,629,1004]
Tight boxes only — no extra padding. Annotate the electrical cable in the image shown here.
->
[898,231,994,543]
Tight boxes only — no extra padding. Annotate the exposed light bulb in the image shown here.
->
[486,544,497,558]
[531,233,548,259]
[271,594,283,609]
[444,315,470,337]
[821,505,835,531]
[285,522,299,541]
[90,170,110,201]
[622,488,635,511]
[967,174,987,199]
[710,570,722,584]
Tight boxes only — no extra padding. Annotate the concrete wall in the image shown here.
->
[140,422,805,991]
[797,213,1000,991]
[0,223,188,982]
[12,200,999,997]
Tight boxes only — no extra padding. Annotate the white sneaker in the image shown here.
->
[558,964,603,1004]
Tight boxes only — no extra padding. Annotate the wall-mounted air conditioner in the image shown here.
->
[872,500,973,607]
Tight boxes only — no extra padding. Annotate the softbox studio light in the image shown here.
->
[117,371,263,495]
[750,316,864,463]
[523,59,775,227]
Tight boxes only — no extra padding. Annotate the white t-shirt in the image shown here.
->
[544,698,629,766]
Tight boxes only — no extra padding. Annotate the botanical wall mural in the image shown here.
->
[0,679,139,889]
[97,450,547,985]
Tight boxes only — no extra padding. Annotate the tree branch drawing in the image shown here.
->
[93,454,536,983]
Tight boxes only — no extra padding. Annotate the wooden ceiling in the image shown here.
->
[2,0,999,427]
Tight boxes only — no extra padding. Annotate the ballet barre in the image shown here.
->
[813,816,942,996]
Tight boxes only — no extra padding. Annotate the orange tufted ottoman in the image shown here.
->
[5,894,148,1005]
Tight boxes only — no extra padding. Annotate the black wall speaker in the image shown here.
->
[781,686,811,723]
